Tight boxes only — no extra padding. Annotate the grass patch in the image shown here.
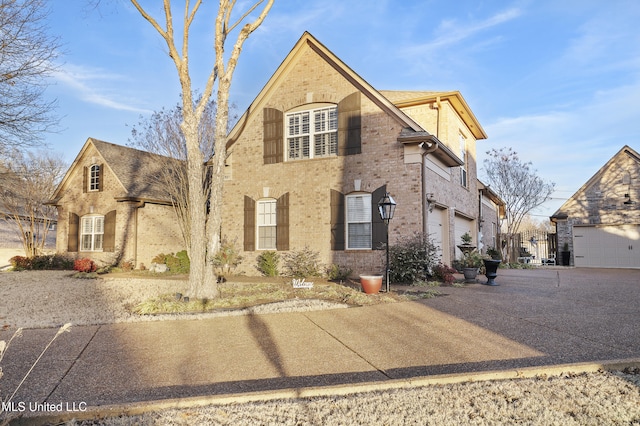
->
[131,279,408,315]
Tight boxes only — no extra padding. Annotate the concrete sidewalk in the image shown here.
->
[1,267,639,422]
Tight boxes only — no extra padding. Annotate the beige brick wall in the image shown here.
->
[54,143,185,268]
[222,47,485,277]
[555,150,640,264]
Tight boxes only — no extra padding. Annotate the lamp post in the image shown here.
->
[377,192,396,293]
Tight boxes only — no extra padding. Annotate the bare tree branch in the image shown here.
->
[0,0,61,150]
[483,147,555,261]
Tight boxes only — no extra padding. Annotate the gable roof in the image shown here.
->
[379,90,488,140]
[49,138,177,204]
[551,145,640,219]
[226,32,463,167]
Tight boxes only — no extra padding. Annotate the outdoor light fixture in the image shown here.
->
[377,192,396,293]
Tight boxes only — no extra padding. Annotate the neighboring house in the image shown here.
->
[550,145,640,268]
[46,139,185,268]
[222,32,497,275]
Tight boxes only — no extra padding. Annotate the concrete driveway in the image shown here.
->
[418,267,640,373]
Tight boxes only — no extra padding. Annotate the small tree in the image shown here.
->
[483,147,555,261]
[130,0,274,299]
[128,98,217,248]
[0,149,66,257]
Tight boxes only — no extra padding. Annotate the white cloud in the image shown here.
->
[403,7,523,56]
[52,64,153,114]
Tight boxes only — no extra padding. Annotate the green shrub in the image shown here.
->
[389,233,439,284]
[326,263,352,281]
[9,254,73,271]
[256,251,280,276]
[283,247,323,278]
[151,251,190,273]
[166,250,190,274]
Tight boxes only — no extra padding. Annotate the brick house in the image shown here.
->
[222,32,502,275]
[551,145,640,268]
[46,138,185,268]
[49,32,503,276]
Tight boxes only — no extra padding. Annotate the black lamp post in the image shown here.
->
[377,192,396,293]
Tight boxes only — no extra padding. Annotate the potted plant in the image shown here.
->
[561,242,571,266]
[359,274,383,294]
[483,247,501,286]
[459,249,483,282]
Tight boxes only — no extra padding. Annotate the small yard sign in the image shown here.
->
[292,278,313,289]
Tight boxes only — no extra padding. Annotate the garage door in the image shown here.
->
[454,215,474,259]
[573,225,640,268]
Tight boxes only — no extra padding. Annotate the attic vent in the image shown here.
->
[622,173,631,185]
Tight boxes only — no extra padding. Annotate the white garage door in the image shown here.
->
[427,207,446,264]
[573,225,640,268]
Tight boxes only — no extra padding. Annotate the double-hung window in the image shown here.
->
[286,106,337,160]
[459,133,468,187]
[81,215,104,251]
[257,199,277,250]
[346,194,371,249]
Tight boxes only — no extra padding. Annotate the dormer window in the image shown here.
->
[89,164,101,191]
[286,105,337,160]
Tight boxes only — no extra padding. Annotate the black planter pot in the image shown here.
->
[561,251,571,266]
[483,259,501,286]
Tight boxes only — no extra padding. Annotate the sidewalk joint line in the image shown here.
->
[44,324,103,403]
[302,313,392,380]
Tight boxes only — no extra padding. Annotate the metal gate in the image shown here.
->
[504,231,557,265]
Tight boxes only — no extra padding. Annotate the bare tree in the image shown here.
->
[0,150,66,257]
[483,147,555,261]
[130,0,273,298]
[128,98,217,249]
[0,0,60,151]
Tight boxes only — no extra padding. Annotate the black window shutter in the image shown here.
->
[98,164,104,192]
[103,210,116,252]
[244,196,256,251]
[263,108,283,164]
[330,189,345,250]
[338,92,361,156]
[68,213,79,252]
[276,193,289,251]
[371,185,387,250]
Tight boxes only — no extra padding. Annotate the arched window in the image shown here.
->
[81,215,104,251]
[89,164,101,191]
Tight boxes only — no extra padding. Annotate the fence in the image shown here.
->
[503,230,557,265]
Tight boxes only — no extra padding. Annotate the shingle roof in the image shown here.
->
[90,139,179,202]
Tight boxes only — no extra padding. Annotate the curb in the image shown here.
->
[13,358,640,425]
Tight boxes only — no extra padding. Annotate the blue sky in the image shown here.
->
[44,0,640,219]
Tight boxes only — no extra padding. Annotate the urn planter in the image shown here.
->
[359,275,383,294]
[462,267,479,283]
[483,259,501,286]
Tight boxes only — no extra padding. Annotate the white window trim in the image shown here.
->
[459,133,468,188]
[80,215,104,252]
[285,105,338,161]
[257,199,277,250]
[89,164,100,192]
[346,193,372,250]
